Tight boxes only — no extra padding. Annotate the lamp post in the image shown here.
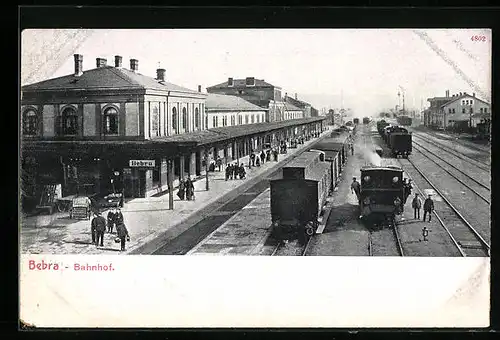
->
[204,150,209,191]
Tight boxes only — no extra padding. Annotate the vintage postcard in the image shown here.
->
[20,28,490,328]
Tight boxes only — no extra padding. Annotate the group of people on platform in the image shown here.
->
[225,163,247,180]
[90,206,130,251]
[177,176,196,201]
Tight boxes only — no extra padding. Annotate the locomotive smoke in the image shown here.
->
[361,147,382,167]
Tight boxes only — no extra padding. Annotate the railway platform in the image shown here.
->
[20,127,334,255]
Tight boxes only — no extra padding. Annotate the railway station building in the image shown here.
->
[21,54,326,206]
[206,77,291,123]
[284,93,319,118]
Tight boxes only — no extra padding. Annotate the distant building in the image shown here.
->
[205,93,267,128]
[283,93,318,118]
[425,90,491,129]
[206,77,288,122]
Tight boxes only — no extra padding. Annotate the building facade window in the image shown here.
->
[262,114,265,122]
[245,115,249,124]
[151,105,160,136]
[251,114,255,124]
[231,116,235,126]
[23,108,38,136]
[484,107,488,113]
[212,116,217,128]
[256,114,260,123]
[238,115,242,125]
[103,106,119,135]
[462,108,466,113]
[480,108,483,113]
[470,108,474,114]
[182,107,188,131]
[172,107,178,133]
[195,107,200,129]
[452,108,456,113]
[61,107,78,135]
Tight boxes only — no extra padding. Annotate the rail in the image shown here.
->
[412,133,489,171]
[412,143,490,205]
[399,157,489,257]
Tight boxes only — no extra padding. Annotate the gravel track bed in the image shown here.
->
[306,229,369,256]
[273,238,306,256]
[411,147,490,201]
[369,229,400,256]
[412,133,490,167]
[405,151,490,244]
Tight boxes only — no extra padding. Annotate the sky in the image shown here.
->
[21,29,491,117]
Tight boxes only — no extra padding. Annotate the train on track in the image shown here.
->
[396,115,412,126]
[270,132,352,238]
[359,165,406,228]
[377,120,412,158]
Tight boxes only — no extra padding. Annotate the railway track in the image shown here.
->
[271,235,313,256]
[393,224,405,256]
[412,133,490,171]
[412,142,490,204]
[399,157,490,257]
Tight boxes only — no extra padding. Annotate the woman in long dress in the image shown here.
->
[185,177,195,201]
[177,179,185,200]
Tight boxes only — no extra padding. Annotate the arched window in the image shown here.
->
[62,107,78,135]
[103,106,119,135]
[172,107,178,133]
[251,114,255,124]
[245,115,249,124]
[231,116,235,126]
[182,107,188,131]
[238,115,242,125]
[256,115,260,123]
[23,108,38,135]
[213,116,217,128]
[151,105,159,136]
[195,107,200,129]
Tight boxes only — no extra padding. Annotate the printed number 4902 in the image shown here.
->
[471,35,487,42]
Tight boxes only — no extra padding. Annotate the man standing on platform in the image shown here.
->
[92,210,106,247]
[350,177,361,203]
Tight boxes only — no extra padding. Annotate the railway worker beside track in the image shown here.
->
[412,193,422,220]
[350,177,361,203]
[423,194,435,222]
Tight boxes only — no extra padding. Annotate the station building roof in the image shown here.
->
[21,66,203,95]
[284,102,303,112]
[207,78,275,90]
[206,93,266,112]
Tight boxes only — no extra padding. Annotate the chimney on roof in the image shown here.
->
[445,90,449,98]
[73,54,83,77]
[459,92,462,96]
[245,77,255,86]
[114,55,123,67]
[285,92,287,99]
[473,92,476,97]
[198,85,202,93]
[228,77,234,86]
[156,68,165,82]
[295,93,297,100]
[130,59,139,72]
[96,57,107,68]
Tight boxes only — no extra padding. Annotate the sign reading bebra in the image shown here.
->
[129,160,156,168]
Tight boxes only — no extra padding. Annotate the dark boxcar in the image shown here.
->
[389,132,412,157]
[397,115,412,126]
[359,165,404,228]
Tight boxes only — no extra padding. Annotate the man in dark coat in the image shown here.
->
[107,208,116,233]
[350,177,361,203]
[239,163,246,179]
[423,195,434,222]
[266,149,271,162]
[260,151,266,164]
[116,222,130,251]
[250,152,256,167]
[225,164,231,181]
[114,207,124,226]
[185,177,195,201]
[177,179,185,200]
[232,163,238,179]
[91,210,106,247]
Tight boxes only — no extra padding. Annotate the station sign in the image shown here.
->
[129,160,156,168]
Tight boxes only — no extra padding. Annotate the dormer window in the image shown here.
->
[245,77,255,87]
[23,108,38,136]
[228,78,234,87]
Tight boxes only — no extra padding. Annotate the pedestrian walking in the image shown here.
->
[423,194,434,222]
[239,163,246,179]
[256,157,260,167]
[266,149,271,162]
[107,207,116,233]
[225,164,231,181]
[177,178,185,200]
[350,177,361,203]
[115,222,130,252]
[114,207,124,226]
[232,163,238,179]
[91,210,106,247]
[273,149,279,162]
[216,156,222,172]
[185,177,195,201]
[250,152,256,166]
[412,193,422,220]
[260,151,266,164]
